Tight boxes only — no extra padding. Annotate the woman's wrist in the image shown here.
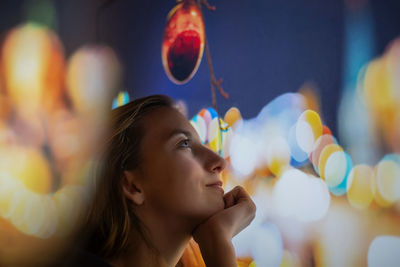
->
[195,232,237,267]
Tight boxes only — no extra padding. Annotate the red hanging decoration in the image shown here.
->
[162,0,205,84]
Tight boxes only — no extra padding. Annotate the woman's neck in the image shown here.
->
[110,211,194,267]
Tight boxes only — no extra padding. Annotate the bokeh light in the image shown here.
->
[368,236,400,267]
[1,23,65,118]
[346,164,374,209]
[296,110,322,154]
[265,136,291,176]
[288,124,309,166]
[310,134,337,175]
[190,114,207,144]
[112,90,130,109]
[67,45,121,120]
[328,152,353,196]
[323,150,351,188]
[0,20,119,265]
[224,107,242,127]
[374,155,400,204]
[233,222,283,267]
[0,145,51,194]
[1,3,400,266]
[230,133,258,177]
[273,169,330,222]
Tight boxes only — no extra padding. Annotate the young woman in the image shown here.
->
[79,95,256,267]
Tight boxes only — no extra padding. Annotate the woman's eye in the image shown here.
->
[179,139,191,149]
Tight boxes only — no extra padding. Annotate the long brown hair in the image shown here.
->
[83,94,174,260]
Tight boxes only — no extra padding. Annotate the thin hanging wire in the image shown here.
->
[196,0,229,156]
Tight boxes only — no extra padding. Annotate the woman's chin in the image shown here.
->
[203,197,225,218]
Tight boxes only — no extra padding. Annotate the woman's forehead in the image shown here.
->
[141,106,196,141]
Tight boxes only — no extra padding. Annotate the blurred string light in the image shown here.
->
[368,236,400,267]
[0,21,121,265]
[190,87,400,211]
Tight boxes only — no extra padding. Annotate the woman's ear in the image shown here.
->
[123,170,145,205]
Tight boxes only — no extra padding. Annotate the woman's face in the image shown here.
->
[134,106,226,224]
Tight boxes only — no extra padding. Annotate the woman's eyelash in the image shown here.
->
[179,138,192,148]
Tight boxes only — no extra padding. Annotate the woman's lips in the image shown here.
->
[206,181,224,194]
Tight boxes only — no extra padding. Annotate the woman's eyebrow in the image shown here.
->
[167,129,192,140]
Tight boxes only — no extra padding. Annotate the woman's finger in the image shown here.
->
[223,186,250,208]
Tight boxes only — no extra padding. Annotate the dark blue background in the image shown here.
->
[1,0,400,137]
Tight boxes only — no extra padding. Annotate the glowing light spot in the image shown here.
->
[368,236,400,267]
[233,222,283,267]
[230,134,258,177]
[67,45,121,118]
[198,108,212,138]
[324,150,349,188]
[296,120,314,154]
[297,175,330,222]
[318,144,343,181]
[375,158,400,204]
[208,118,230,154]
[266,136,291,176]
[190,115,207,144]
[296,110,322,153]
[232,223,253,258]
[371,166,392,207]
[328,152,353,196]
[273,169,330,222]
[208,117,220,152]
[112,91,130,109]
[224,107,242,127]
[190,114,206,144]
[207,107,218,119]
[364,58,390,113]
[251,223,283,267]
[288,124,308,166]
[346,164,374,209]
[0,146,52,194]
[2,23,65,116]
[311,134,337,175]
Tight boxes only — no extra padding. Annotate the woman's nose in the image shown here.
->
[204,147,227,173]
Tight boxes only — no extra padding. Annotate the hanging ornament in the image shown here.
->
[162,0,205,84]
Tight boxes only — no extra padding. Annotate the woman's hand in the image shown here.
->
[192,186,256,267]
